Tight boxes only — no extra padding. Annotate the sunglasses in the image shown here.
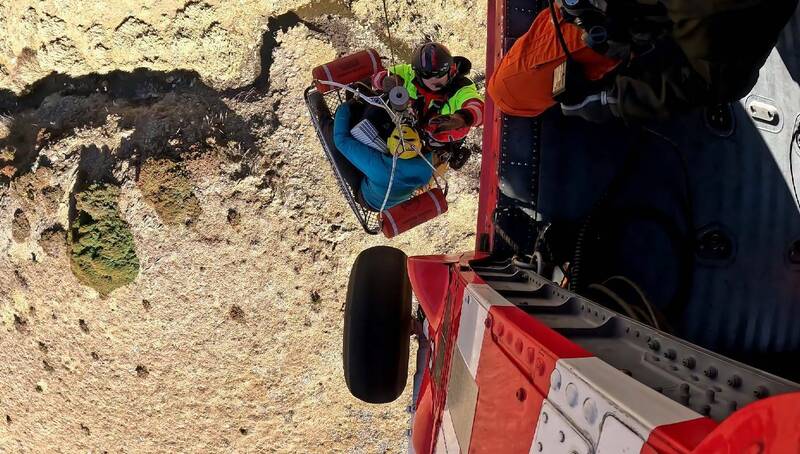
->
[420,67,450,80]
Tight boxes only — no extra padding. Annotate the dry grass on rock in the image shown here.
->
[138,158,202,226]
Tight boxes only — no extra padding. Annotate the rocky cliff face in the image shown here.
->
[0,1,486,451]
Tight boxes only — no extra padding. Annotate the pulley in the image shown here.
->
[388,86,411,111]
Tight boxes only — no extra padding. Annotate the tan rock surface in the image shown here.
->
[0,1,486,452]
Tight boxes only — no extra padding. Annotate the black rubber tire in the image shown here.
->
[343,246,412,404]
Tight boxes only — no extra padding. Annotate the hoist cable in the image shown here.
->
[381,0,397,67]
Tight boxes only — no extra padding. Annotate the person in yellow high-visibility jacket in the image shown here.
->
[371,42,484,169]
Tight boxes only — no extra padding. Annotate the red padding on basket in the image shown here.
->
[381,188,448,238]
[312,49,384,94]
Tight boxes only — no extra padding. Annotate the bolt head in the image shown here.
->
[753,386,769,399]
[565,383,579,407]
[582,398,598,425]
[550,369,562,391]
[727,375,742,388]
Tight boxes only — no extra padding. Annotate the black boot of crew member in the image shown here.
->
[448,143,471,170]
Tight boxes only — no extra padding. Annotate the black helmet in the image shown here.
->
[411,42,454,79]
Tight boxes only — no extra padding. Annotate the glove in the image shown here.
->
[429,113,468,133]
[560,90,621,124]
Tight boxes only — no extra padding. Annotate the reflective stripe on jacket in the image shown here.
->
[373,64,485,127]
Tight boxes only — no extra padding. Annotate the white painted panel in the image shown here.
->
[596,416,645,454]
[546,357,701,446]
[529,400,592,454]
[562,357,701,429]
[456,292,488,379]
[435,408,461,454]
[435,422,447,454]
[465,283,515,309]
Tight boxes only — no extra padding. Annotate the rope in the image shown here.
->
[315,80,398,116]
[381,0,397,67]
[379,113,407,214]
[415,145,448,193]
[379,116,449,213]
[379,152,399,213]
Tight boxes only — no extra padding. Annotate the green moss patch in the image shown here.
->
[69,183,139,296]
[138,158,201,226]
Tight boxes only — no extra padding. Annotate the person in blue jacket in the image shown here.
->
[333,102,434,211]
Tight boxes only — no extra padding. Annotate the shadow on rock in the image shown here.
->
[0,67,271,296]
[0,67,269,186]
